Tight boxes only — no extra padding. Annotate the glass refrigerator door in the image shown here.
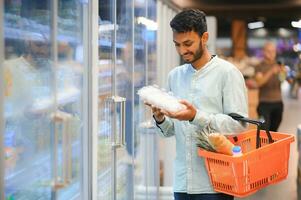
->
[55,1,85,199]
[115,0,134,199]
[98,0,134,200]
[133,0,148,198]
[97,0,114,199]
[3,1,86,199]
[133,1,160,199]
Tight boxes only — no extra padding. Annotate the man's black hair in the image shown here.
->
[170,9,207,36]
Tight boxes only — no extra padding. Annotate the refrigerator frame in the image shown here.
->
[83,0,99,199]
[0,0,5,199]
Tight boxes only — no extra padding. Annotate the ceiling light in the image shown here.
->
[291,20,301,28]
[293,43,301,52]
[248,21,264,29]
[278,28,291,37]
[137,17,158,31]
[253,28,267,37]
[98,24,116,32]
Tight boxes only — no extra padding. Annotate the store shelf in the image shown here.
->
[97,159,129,198]
[5,13,145,49]
[4,87,80,119]
[5,141,81,199]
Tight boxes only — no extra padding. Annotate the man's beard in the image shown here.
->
[32,56,50,69]
[29,51,50,69]
[27,47,50,69]
[182,42,203,64]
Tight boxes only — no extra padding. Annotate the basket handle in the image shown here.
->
[229,113,274,148]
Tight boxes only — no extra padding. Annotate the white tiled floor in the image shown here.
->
[236,83,301,200]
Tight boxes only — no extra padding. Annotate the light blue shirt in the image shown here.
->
[155,55,248,194]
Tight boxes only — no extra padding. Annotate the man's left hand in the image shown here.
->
[162,99,197,121]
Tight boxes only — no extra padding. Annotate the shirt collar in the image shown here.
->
[188,55,217,74]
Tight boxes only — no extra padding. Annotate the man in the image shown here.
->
[255,42,284,131]
[3,33,53,164]
[149,9,248,200]
[4,33,53,115]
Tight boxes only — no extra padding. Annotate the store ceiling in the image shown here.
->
[171,0,301,36]
[190,0,301,19]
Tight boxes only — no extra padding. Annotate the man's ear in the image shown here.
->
[202,32,209,43]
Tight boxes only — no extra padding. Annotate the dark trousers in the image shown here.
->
[257,101,283,131]
[174,192,234,200]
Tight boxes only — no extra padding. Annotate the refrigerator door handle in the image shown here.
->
[107,96,126,148]
[120,99,126,146]
[62,112,72,185]
[106,96,126,200]
[51,111,73,190]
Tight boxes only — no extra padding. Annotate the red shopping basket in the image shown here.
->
[198,113,295,197]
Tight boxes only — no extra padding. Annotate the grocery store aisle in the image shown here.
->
[237,82,301,200]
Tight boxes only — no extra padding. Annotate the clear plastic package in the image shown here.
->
[137,85,185,113]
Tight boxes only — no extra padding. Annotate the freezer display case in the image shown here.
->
[134,1,160,199]
[2,0,88,199]
[1,0,159,199]
[97,0,159,200]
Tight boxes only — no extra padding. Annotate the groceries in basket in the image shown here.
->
[208,133,235,156]
[196,131,242,156]
[137,85,186,113]
[197,114,295,197]
[232,145,243,157]
[195,127,236,156]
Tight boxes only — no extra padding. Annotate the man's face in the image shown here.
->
[29,40,50,59]
[263,43,276,63]
[173,31,204,64]
[27,39,50,68]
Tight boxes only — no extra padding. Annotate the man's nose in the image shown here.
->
[178,47,188,55]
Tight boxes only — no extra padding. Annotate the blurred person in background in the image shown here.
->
[3,33,53,165]
[147,9,248,200]
[289,60,301,99]
[4,33,53,115]
[255,41,285,131]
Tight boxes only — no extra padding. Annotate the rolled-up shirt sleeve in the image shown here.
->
[154,117,175,137]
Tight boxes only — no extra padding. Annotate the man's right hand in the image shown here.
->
[144,102,165,123]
